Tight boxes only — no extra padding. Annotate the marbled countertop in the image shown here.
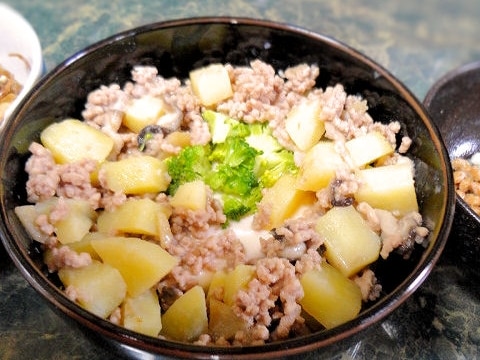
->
[1,1,479,359]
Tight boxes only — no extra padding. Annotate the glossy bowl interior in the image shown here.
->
[424,61,480,267]
[0,17,455,359]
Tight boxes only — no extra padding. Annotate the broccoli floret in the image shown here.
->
[221,186,263,221]
[166,144,212,195]
[255,149,298,188]
[207,136,260,196]
[245,122,298,188]
[203,110,250,143]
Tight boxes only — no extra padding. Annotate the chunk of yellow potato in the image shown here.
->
[285,97,325,151]
[256,174,314,230]
[124,96,166,133]
[223,264,255,306]
[190,64,233,106]
[206,269,227,303]
[91,236,178,297]
[14,205,49,243]
[100,155,170,195]
[316,205,381,277]
[161,285,208,342]
[354,162,419,215]
[209,298,248,340]
[169,180,207,211]
[67,232,103,260]
[54,199,97,244]
[58,260,127,318]
[122,288,162,337]
[296,141,344,191]
[345,131,394,168]
[97,198,171,237]
[300,263,362,329]
[40,119,114,164]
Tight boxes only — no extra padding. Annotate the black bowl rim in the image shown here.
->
[0,16,455,359]
[423,60,480,224]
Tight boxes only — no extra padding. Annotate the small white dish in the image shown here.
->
[0,3,43,124]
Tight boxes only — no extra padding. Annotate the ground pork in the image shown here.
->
[357,202,428,259]
[45,245,92,272]
[25,142,59,203]
[233,257,304,343]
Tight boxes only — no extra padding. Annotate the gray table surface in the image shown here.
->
[1,1,480,359]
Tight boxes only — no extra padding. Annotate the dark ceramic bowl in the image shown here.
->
[424,61,480,268]
[0,17,455,359]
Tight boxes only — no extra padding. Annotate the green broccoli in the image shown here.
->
[203,110,250,143]
[245,122,298,188]
[166,144,212,195]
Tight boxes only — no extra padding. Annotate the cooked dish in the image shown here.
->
[15,60,429,345]
[0,61,23,122]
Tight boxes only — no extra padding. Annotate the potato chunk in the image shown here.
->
[161,285,208,342]
[97,198,171,237]
[100,155,170,195]
[316,205,381,277]
[124,96,166,133]
[296,141,344,191]
[122,288,162,337]
[345,131,394,168]
[58,260,127,318]
[285,97,325,151]
[209,298,248,340]
[223,264,255,306]
[300,263,362,329]
[256,174,314,230]
[354,162,419,215]
[189,64,233,106]
[169,180,207,211]
[91,236,178,297]
[40,119,114,164]
[54,199,97,244]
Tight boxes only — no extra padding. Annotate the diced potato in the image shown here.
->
[14,205,49,243]
[190,64,233,106]
[100,155,170,195]
[40,119,114,164]
[58,260,127,318]
[316,205,381,277]
[354,162,419,215]
[256,174,314,230]
[209,298,248,340]
[54,199,96,244]
[169,180,207,211]
[206,270,227,303]
[91,236,178,297]
[67,232,104,260]
[299,263,362,329]
[122,288,162,337]
[223,264,255,306]
[345,131,394,168]
[124,96,166,133]
[97,198,171,237]
[296,141,344,191]
[161,285,208,342]
[285,97,325,151]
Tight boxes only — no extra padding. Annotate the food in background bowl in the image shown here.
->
[0,18,454,359]
[0,3,43,125]
[15,59,429,344]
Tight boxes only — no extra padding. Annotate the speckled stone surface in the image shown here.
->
[1,1,480,359]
